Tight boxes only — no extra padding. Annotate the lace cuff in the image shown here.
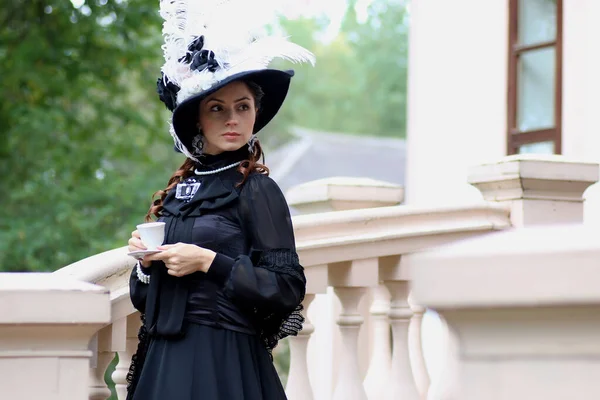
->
[256,248,305,283]
[254,248,306,356]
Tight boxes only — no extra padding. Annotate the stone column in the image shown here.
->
[425,156,599,399]
[468,155,599,226]
[409,223,600,399]
[0,273,110,400]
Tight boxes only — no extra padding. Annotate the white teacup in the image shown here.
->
[137,222,166,250]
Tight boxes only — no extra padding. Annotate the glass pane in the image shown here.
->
[517,47,555,132]
[517,141,555,154]
[518,0,557,46]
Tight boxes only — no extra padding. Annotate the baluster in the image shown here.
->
[329,258,379,400]
[89,327,113,400]
[384,281,420,400]
[409,297,430,399]
[363,284,391,400]
[286,294,316,400]
[332,286,369,400]
[426,316,460,400]
[113,313,142,399]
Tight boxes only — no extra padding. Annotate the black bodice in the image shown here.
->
[129,147,306,341]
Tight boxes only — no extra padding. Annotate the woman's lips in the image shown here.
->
[223,132,240,140]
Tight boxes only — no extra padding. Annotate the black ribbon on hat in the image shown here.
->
[156,73,180,112]
[180,36,219,73]
[191,49,218,73]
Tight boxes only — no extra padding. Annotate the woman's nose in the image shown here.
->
[225,111,238,127]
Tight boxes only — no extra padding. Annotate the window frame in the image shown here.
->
[507,0,563,155]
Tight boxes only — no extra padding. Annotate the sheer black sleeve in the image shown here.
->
[205,174,306,353]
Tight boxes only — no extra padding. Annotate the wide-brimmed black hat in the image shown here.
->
[171,69,294,155]
[155,0,315,161]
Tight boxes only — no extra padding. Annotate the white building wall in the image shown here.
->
[405,0,509,206]
[405,0,600,390]
[562,0,600,223]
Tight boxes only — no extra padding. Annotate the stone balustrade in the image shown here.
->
[2,155,597,400]
[408,223,600,400]
[42,195,509,400]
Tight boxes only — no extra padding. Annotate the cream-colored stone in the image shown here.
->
[286,177,404,214]
[409,223,600,399]
[469,156,599,228]
[0,274,110,400]
[409,224,600,308]
[468,155,599,202]
[304,264,328,294]
[328,259,379,288]
[0,273,109,324]
[294,202,510,266]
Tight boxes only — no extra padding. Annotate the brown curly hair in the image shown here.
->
[145,81,269,221]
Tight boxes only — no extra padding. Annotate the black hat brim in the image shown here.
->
[172,69,295,154]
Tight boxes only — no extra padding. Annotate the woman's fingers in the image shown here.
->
[129,229,151,267]
[128,237,147,251]
[167,269,182,277]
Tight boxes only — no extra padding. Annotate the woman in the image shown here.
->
[125,1,315,399]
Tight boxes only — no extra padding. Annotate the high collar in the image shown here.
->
[194,146,250,172]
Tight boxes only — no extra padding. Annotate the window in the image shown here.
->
[507,0,562,155]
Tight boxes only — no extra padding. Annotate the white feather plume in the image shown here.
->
[158,0,316,105]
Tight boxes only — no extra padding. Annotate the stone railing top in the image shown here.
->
[0,272,106,291]
[409,223,600,309]
[293,202,509,245]
[53,247,135,288]
[0,273,110,324]
[294,202,510,268]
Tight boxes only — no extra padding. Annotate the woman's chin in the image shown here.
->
[219,140,246,152]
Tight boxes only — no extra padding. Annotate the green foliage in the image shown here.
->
[0,0,181,271]
[275,0,409,138]
[273,338,291,386]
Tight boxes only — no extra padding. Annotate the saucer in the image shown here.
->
[127,249,162,259]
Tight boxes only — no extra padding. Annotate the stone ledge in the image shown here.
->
[408,224,600,308]
[0,273,110,324]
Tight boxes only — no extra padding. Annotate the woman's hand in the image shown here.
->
[128,230,151,268]
[144,243,216,277]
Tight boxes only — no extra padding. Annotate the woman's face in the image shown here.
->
[198,81,257,155]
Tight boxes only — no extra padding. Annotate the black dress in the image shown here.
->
[126,147,306,400]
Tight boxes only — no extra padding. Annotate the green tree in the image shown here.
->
[344,0,410,137]
[0,0,179,272]
[275,0,409,138]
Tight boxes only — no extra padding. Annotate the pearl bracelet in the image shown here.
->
[136,261,151,284]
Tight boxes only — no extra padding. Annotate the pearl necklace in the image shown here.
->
[193,161,241,176]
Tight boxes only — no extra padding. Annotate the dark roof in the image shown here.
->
[265,127,406,195]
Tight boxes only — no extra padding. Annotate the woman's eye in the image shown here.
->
[210,105,221,112]
[239,104,250,111]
